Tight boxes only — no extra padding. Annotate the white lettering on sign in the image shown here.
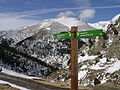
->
[80,34,94,36]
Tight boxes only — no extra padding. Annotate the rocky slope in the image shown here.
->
[48,15,120,86]
[0,15,120,86]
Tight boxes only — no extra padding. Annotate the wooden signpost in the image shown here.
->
[53,27,103,90]
[70,26,78,90]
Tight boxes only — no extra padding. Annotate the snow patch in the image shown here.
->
[107,60,120,73]
[78,55,98,63]
[90,63,105,70]
[1,67,38,79]
[90,58,107,70]
[111,14,120,24]
[81,65,88,69]
[78,70,88,80]
[0,80,29,90]
[99,58,107,63]
[101,76,107,84]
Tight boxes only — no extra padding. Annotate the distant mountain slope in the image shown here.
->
[0,17,92,68]
[88,14,120,31]
[0,44,58,77]
[0,14,120,86]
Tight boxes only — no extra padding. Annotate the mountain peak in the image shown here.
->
[111,14,120,24]
[88,14,120,31]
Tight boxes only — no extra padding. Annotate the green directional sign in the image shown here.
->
[53,29,103,39]
[53,33,72,39]
[76,29,103,38]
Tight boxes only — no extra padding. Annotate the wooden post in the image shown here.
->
[70,26,78,90]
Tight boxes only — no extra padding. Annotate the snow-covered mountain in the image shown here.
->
[0,17,95,45]
[88,14,120,31]
[89,21,110,31]
[0,14,120,86]
[0,17,94,68]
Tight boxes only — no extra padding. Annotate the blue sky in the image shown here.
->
[0,0,120,30]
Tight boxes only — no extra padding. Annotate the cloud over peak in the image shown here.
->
[79,9,95,21]
[57,11,75,17]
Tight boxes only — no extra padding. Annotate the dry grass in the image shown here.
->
[33,78,92,90]
[33,78,120,90]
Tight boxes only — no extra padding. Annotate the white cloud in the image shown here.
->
[57,11,75,17]
[0,10,75,31]
[0,13,39,31]
[79,9,95,21]
[9,5,120,18]
[0,5,120,31]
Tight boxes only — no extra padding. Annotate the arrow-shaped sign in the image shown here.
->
[76,29,103,38]
[53,33,72,39]
[53,29,103,39]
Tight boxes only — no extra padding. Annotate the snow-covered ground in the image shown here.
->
[89,58,120,73]
[0,80,29,90]
[0,67,38,79]
[90,58,107,70]
[107,60,120,73]
[78,70,88,80]
[77,56,120,85]
[77,55,98,82]
[78,54,98,63]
